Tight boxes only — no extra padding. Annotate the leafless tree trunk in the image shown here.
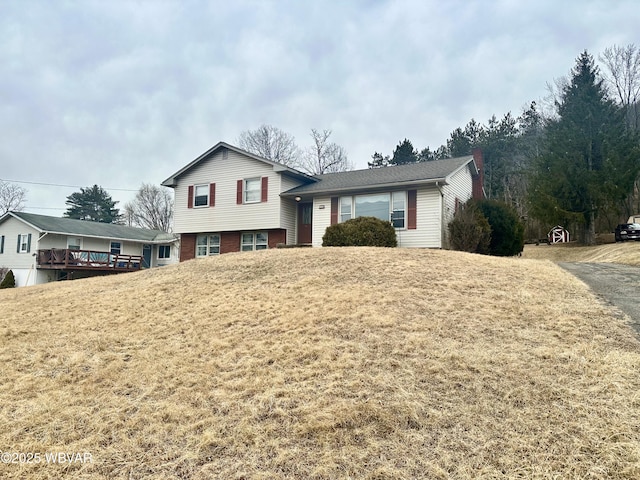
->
[299,129,352,175]
[237,125,300,166]
[0,180,27,215]
[123,184,173,232]
[600,44,640,130]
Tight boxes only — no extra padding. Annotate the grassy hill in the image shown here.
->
[1,247,639,479]
[523,241,640,265]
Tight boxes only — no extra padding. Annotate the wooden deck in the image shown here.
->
[36,249,144,272]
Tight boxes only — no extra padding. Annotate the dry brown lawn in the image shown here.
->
[1,247,639,479]
[523,241,640,265]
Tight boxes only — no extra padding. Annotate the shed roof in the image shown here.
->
[2,211,177,243]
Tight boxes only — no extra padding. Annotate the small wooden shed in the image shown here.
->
[548,225,570,244]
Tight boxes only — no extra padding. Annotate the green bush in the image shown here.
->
[0,269,16,289]
[475,199,525,256]
[448,201,491,254]
[322,216,397,247]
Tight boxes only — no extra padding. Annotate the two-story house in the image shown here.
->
[162,142,484,261]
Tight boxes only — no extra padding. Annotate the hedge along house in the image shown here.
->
[162,142,484,261]
[0,211,179,287]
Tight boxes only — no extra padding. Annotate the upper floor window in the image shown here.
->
[244,178,261,203]
[194,184,209,207]
[18,234,31,253]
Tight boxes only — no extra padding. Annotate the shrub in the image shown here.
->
[322,216,397,247]
[475,199,525,256]
[448,201,491,254]
[0,269,16,289]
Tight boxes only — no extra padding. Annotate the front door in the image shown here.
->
[142,244,152,268]
[297,203,313,244]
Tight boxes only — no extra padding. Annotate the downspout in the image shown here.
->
[435,181,445,248]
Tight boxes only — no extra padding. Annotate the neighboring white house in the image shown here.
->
[161,141,484,261]
[0,211,179,287]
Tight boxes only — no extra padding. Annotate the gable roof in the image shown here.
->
[161,141,317,187]
[281,155,476,197]
[1,211,177,243]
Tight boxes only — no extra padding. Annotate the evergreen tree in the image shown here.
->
[64,185,122,224]
[529,51,639,244]
[391,138,418,165]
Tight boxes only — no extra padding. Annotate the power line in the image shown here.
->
[0,178,138,192]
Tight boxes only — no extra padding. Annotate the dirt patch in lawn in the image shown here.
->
[1,247,639,479]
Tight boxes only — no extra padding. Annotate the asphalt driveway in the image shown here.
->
[559,262,640,336]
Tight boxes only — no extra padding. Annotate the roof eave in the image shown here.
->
[281,177,450,198]
[161,141,316,187]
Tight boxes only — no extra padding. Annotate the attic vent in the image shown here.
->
[222,149,228,160]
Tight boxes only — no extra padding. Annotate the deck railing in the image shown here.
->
[36,248,144,271]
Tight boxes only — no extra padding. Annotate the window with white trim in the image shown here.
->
[391,191,406,228]
[194,184,209,207]
[339,191,407,228]
[244,178,261,203]
[110,242,121,255]
[196,234,220,257]
[340,196,352,222]
[19,234,30,253]
[67,237,82,250]
[158,245,171,259]
[241,232,268,251]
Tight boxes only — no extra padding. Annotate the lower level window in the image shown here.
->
[196,234,220,256]
[241,232,268,251]
[158,245,171,259]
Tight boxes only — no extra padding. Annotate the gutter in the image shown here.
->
[280,178,450,198]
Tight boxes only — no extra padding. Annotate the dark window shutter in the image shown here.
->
[237,180,243,204]
[209,183,216,207]
[261,177,268,202]
[407,190,417,230]
[0,235,4,254]
[27,233,32,253]
[330,197,338,225]
[17,235,20,253]
[187,185,194,208]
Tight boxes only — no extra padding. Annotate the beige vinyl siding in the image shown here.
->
[280,175,302,244]
[311,188,443,249]
[0,217,40,270]
[173,150,283,233]
[311,196,333,247]
[396,187,442,248]
[441,164,473,248]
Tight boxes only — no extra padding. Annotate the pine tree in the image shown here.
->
[529,51,639,244]
[64,185,122,224]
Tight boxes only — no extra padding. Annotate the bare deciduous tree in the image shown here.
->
[299,129,352,175]
[599,44,640,130]
[0,180,27,215]
[123,184,173,232]
[237,124,301,166]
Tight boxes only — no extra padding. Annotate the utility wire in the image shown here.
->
[0,178,138,192]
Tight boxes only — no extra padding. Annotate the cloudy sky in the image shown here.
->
[1,0,638,214]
